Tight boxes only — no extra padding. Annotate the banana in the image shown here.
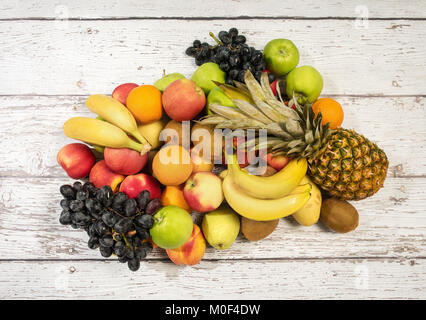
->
[292,176,322,226]
[214,82,254,104]
[227,154,307,199]
[222,173,311,221]
[85,94,151,154]
[63,117,145,152]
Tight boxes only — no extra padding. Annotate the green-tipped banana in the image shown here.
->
[226,153,307,199]
[222,173,311,221]
[86,94,151,154]
[64,117,144,152]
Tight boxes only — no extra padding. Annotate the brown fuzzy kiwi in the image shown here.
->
[320,198,359,233]
[241,217,279,241]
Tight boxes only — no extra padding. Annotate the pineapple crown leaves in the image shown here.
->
[198,69,335,160]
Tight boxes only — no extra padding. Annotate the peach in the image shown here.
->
[183,172,223,213]
[104,147,148,175]
[166,224,206,266]
[89,160,125,192]
[190,149,214,173]
[57,143,96,179]
[162,79,206,121]
[161,185,191,213]
[266,152,291,171]
[119,173,162,199]
[112,83,138,105]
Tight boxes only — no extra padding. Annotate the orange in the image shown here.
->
[312,97,344,129]
[126,85,163,124]
[152,145,193,186]
[161,185,191,213]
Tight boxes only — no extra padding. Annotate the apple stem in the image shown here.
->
[209,32,223,46]
[162,69,166,77]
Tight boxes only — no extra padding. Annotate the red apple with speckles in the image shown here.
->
[119,173,162,199]
[104,147,148,175]
[166,224,206,266]
[183,172,223,213]
[57,143,96,179]
[112,83,138,105]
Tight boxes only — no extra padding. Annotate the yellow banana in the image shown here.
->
[292,176,322,226]
[63,117,145,152]
[215,83,254,104]
[85,94,151,154]
[222,173,311,221]
[227,154,307,199]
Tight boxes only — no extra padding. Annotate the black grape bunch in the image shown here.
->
[59,181,162,271]
[185,27,275,85]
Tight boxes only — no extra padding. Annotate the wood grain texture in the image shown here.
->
[1,0,425,19]
[0,95,424,178]
[0,176,424,260]
[0,19,425,95]
[0,259,424,299]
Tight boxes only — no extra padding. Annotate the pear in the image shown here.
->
[202,205,240,250]
[191,62,226,94]
[154,72,185,92]
[206,87,236,115]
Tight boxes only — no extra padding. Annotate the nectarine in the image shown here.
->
[104,147,148,175]
[166,224,206,266]
[119,173,162,199]
[162,79,205,121]
[57,143,96,179]
[89,160,125,192]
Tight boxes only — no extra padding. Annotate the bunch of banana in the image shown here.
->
[63,94,151,155]
[221,154,312,221]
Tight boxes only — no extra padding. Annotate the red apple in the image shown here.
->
[89,160,125,192]
[266,152,291,171]
[162,79,206,121]
[119,173,162,199]
[112,83,138,105]
[57,143,96,179]
[104,147,148,175]
[183,172,223,213]
[166,224,206,266]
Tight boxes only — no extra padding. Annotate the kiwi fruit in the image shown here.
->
[241,217,279,241]
[320,198,359,233]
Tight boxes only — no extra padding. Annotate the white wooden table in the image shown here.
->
[0,0,425,300]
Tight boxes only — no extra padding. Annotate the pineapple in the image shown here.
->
[199,70,388,200]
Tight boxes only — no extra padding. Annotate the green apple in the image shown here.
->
[191,62,226,94]
[263,39,299,76]
[206,87,236,115]
[154,73,185,92]
[201,205,240,250]
[286,65,323,105]
[150,205,193,249]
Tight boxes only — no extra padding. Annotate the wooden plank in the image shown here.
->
[0,259,424,299]
[0,95,424,177]
[1,0,425,19]
[0,20,425,95]
[0,176,424,260]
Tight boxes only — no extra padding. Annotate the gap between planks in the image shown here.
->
[1,17,426,22]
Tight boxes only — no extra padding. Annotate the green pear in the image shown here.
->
[191,62,226,94]
[206,87,236,115]
[154,73,185,92]
[202,205,240,250]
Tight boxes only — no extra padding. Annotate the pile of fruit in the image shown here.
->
[57,28,389,271]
